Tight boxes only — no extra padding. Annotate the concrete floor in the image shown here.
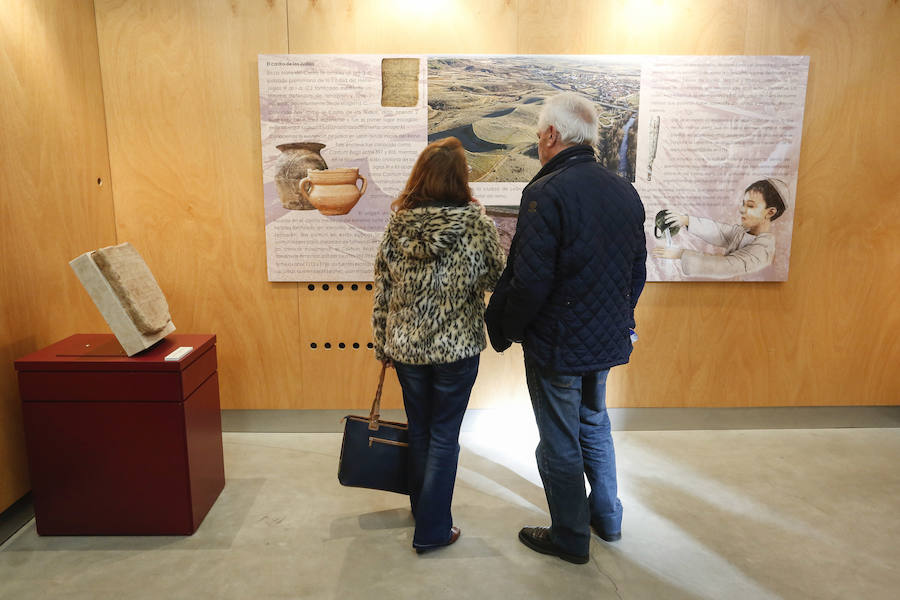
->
[1,421,898,599]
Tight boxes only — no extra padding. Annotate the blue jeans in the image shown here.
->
[393,355,479,548]
[524,352,622,555]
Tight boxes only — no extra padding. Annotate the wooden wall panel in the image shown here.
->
[285,0,521,409]
[517,0,751,55]
[93,0,299,409]
[516,0,900,407]
[615,0,900,407]
[288,0,517,54]
[734,0,900,406]
[295,285,398,408]
[4,0,894,519]
[516,0,762,408]
[294,285,529,410]
[0,0,116,510]
[81,0,898,412]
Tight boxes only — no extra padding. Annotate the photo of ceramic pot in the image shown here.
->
[299,168,368,216]
[274,142,328,210]
[654,209,681,239]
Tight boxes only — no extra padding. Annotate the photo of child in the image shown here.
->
[651,178,789,280]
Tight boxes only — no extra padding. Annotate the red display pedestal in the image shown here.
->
[15,334,225,535]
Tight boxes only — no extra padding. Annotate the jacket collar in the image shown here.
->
[527,144,596,187]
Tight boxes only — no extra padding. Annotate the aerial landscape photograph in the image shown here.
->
[427,56,641,183]
[427,56,642,252]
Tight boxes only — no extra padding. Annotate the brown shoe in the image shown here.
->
[415,526,461,554]
[518,526,589,564]
[448,526,461,545]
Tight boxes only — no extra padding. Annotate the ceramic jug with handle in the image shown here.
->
[299,168,368,216]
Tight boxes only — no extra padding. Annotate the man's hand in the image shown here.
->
[652,246,684,259]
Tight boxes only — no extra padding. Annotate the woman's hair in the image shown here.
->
[537,92,599,146]
[745,179,787,221]
[392,137,472,211]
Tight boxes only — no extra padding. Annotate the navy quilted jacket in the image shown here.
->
[485,145,647,374]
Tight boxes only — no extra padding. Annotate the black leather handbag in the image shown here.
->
[338,363,410,495]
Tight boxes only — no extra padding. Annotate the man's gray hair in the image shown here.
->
[537,93,599,146]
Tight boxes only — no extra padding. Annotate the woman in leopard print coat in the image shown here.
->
[372,137,504,553]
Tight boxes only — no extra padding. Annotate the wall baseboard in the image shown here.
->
[222,406,900,433]
[0,493,33,548]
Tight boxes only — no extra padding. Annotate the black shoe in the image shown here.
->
[415,526,460,554]
[590,521,621,542]
[518,526,589,564]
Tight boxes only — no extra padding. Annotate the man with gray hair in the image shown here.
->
[485,92,646,564]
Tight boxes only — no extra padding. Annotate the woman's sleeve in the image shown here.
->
[371,239,391,361]
[479,215,506,292]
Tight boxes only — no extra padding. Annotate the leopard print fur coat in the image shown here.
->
[373,203,505,365]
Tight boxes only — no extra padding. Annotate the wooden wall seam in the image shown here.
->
[0,0,118,512]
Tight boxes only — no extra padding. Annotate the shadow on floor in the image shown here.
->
[3,478,266,552]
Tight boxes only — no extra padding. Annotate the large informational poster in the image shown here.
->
[259,54,808,282]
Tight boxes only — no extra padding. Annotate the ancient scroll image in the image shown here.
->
[381,58,420,107]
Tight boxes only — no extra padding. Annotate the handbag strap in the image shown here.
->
[367,362,387,430]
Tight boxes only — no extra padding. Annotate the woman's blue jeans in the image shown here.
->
[393,354,479,548]
[524,352,622,556]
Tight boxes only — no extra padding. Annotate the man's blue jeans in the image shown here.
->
[393,355,479,548]
[524,352,622,556]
